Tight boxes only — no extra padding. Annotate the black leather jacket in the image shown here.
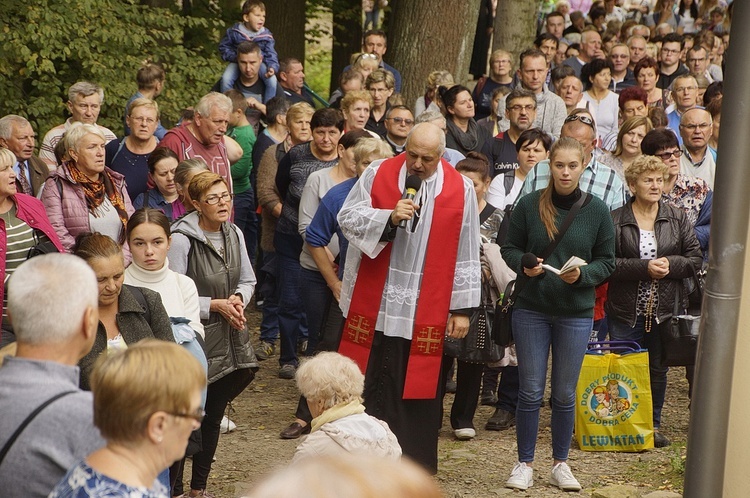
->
[606,200,703,327]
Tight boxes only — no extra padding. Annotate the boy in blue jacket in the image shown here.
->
[219,0,279,102]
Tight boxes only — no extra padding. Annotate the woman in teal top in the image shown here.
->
[500,137,615,492]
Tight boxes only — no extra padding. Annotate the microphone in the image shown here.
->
[521,253,539,269]
[399,175,423,229]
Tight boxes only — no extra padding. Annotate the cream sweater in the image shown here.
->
[124,258,205,338]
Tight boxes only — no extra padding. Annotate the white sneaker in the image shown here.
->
[220,415,237,434]
[550,462,582,491]
[506,462,533,490]
[454,428,476,440]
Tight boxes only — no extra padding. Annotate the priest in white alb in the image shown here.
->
[336,122,481,473]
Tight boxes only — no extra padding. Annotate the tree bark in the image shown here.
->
[330,0,363,94]
[266,0,306,62]
[387,0,482,109]
[492,0,538,73]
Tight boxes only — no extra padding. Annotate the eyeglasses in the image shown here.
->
[661,48,681,55]
[130,116,157,125]
[203,192,234,205]
[387,117,414,125]
[169,407,206,424]
[674,86,697,93]
[508,104,536,112]
[564,113,595,129]
[679,123,711,132]
[655,149,683,160]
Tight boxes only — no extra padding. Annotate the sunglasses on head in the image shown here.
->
[564,113,595,129]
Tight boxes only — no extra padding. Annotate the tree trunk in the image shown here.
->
[388,0,482,108]
[330,0,363,94]
[492,0,538,72]
[266,0,306,62]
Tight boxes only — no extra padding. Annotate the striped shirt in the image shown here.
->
[514,156,628,211]
[2,205,43,327]
[39,119,117,170]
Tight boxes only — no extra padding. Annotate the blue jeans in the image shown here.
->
[513,308,592,462]
[299,267,332,355]
[233,188,258,265]
[277,254,306,367]
[220,61,278,102]
[259,251,280,344]
[608,315,668,429]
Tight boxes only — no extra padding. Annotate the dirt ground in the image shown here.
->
[185,306,690,498]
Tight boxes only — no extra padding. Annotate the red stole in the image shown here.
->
[338,154,465,399]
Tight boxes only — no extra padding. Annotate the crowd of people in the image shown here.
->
[0,0,732,495]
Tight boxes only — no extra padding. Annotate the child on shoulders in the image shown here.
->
[219,0,279,102]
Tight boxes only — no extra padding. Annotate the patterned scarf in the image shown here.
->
[68,164,129,236]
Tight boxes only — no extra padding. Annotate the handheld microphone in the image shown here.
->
[398,175,423,229]
[521,253,539,269]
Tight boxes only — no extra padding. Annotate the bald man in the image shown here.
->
[337,122,481,474]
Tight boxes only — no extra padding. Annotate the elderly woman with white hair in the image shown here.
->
[292,352,401,462]
[42,122,134,252]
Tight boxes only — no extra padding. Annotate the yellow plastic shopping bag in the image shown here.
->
[575,342,654,451]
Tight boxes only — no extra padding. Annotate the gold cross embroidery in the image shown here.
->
[415,326,442,354]
[347,315,371,344]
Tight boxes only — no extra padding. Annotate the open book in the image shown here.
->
[542,256,587,276]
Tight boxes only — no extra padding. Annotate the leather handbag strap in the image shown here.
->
[506,192,590,304]
[0,390,77,467]
[675,264,703,317]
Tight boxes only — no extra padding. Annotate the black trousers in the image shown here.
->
[189,368,253,490]
[441,356,483,429]
[363,331,443,474]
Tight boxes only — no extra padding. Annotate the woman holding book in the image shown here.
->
[606,155,702,449]
[500,137,615,492]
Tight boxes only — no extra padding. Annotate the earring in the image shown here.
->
[157,436,163,443]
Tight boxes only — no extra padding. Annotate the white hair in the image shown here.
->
[64,122,106,153]
[296,352,364,410]
[0,115,30,140]
[9,254,98,345]
[195,92,233,117]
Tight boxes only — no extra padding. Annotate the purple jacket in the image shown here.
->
[41,164,134,252]
[0,194,64,329]
[219,22,279,72]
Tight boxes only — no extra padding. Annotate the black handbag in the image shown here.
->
[444,278,503,363]
[491,192,589,347]
[26,231,59,259]
[492,279,517,348]
[661,268,703,367]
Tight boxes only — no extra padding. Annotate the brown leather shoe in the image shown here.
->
[280,421,310,439]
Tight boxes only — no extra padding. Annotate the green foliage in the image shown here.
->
[0,0,225,138]
[306,47,332,101]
